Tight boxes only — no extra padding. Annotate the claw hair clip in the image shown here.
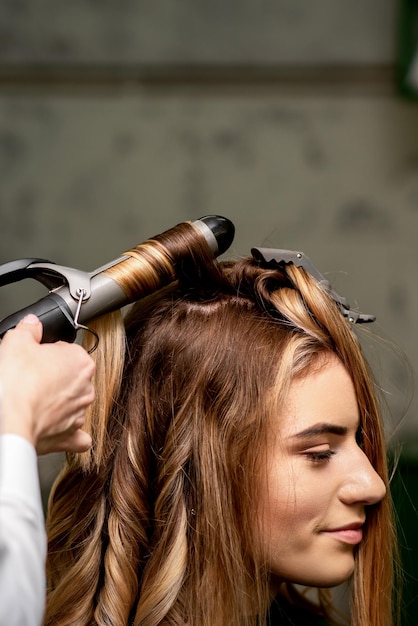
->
[251,247,375,324]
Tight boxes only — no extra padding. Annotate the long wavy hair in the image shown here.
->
[44,234,397,626]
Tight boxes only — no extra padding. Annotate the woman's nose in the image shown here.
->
[339,450,386,505]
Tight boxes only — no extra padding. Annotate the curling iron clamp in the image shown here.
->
[0,215,235,346]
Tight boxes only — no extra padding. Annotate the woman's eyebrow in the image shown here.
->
[291,423,348,440]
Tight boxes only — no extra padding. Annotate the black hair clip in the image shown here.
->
[251,247,375,324]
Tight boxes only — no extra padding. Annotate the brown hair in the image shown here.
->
[44,239,396,626]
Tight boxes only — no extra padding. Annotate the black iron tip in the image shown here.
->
[198,215,235,256]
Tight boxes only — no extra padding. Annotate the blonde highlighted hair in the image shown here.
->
[44,239,397,626]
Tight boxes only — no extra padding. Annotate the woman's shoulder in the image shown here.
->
[267,595,329,626]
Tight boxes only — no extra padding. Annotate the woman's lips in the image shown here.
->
[322,524,364,545]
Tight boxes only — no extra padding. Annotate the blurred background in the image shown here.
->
[0,0,417,622]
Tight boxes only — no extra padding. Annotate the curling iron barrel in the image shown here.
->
[0,215,235,344]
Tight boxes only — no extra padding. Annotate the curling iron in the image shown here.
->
[0,215,235,344]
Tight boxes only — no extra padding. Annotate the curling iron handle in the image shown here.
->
[0,294,77,343]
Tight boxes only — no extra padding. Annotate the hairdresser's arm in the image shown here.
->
[0,435,48,626]
[0,315,95,626]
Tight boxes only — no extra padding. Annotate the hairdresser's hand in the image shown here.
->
[0,314,95,455]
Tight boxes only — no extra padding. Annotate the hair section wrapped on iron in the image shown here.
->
[78,221,224,474]
[44,249,395,626]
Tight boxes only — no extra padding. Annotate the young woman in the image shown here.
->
[44,225,397,626]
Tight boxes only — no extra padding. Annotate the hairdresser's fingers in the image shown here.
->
[54,427,93,453]
[66,428,93,453]
[34,400,92,439]
[52,342,96,404]
[71,412,88,431]
[58,387,95,431]
[58,383,95,419]
[36,428,93,456]
[76,383,96,410]
[15,314,43,342]
[0,314,43,354]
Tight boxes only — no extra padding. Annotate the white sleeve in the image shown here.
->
[0,434,46,626]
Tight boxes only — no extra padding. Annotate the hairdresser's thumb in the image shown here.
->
[17,314,43,343]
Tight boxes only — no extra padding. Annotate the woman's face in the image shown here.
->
[257,354,386,591]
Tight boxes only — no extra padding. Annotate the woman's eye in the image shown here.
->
[356,427,365,450]
[304,449,336,464]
